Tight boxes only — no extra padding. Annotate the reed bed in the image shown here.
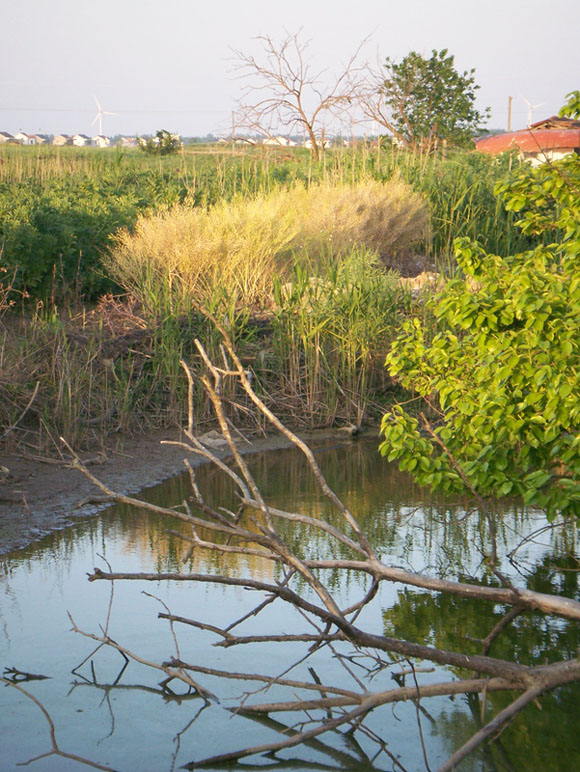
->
[107,179,429,315]
[1,143,529,304]
[0,142,537,451]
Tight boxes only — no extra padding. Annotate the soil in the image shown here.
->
[0,427,351,557]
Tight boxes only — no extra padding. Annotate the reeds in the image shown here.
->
[270,248,411,427]
[107,179,429,317]
[0,143,528,303]
[0,142,537,450]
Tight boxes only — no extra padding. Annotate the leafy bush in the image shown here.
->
[139,130,181,156]
[0,155,189,301]
[380,91,580,519]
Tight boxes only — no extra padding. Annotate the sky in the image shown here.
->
[1,0,578,138]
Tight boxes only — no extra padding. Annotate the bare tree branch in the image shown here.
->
[62,312,580,771]
[231,30,367,159]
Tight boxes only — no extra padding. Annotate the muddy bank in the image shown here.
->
[0,427,364,556]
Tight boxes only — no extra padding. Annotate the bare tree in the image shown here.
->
[65,312,580,770]
[232,30,365,161]
[356,60,409,148]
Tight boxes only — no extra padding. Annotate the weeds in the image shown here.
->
[107,179,429,315]
[0,143,540,451]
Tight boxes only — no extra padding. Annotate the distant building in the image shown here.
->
[53,134,72,146]
[33,134,49,144]
[0,131,14,143]
[263,136,296,147]
[476,115,580,166]
[92,135,111,148]
[14,132,36,145]
[303,138,330,150]
[72,134,92,147]
[118,136,138,148]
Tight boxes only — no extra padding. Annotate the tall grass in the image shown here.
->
[0,142,537,449]
[269,248,411,427]
[107,179,429,316]
[0,143,531,304]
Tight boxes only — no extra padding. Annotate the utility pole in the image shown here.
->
[508,96,513,132]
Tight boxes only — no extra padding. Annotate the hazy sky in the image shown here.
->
[1,0,578,137]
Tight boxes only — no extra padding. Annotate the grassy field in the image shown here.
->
[0,142,535,452]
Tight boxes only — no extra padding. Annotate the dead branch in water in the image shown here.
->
[65,306,580,771]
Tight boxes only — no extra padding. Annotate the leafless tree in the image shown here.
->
[231,30,366,161]
[356,60,409,148]
[65,311,580,771]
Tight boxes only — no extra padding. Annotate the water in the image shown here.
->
[1,439,579,771]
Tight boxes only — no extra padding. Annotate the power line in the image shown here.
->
[0,107,229,114]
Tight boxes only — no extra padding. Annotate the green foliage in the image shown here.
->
[271,248,410,426]
[139,129,181,156]
[0,150,190,300]
[381,48,489,151]
[559,89,580,118]
[380,93,580,519]
[0,141,531,303]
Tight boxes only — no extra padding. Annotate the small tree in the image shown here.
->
[380,91,580,519]
[361,48,488,152]
[232,31,364,161]
[139,129,181,156]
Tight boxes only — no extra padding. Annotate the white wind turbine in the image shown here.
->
[521,95,546,128]
[91,95,117,136]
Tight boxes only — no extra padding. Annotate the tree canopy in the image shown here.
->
[139,129,181,155]
[379,48,488,151]
[380,91,580,519]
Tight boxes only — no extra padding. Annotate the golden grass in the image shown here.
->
[107,179,430,314]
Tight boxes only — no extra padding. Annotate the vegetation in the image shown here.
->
[375,48,489,151]
[139,129,181,155]
[0,142,529,304]
[0,137,543,452]
[107,178,428,312]
[380,90,580,519]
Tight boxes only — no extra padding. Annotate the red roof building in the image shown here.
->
[476,116,580,166]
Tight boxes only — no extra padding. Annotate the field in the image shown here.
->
[0,142,533,452]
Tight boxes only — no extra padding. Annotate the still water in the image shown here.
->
[1,439,579,771]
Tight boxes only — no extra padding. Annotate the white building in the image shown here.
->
[72,134,92,147]
[263,136,296,147]
[92,135,111,148]
[53,134,72,146]
[14,132,36,145]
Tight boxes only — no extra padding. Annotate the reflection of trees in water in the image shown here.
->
[436,685,580,772]
[382,559,580,772]
[100,441,576,593]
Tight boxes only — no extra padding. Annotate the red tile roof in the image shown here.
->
[476,128,580,154]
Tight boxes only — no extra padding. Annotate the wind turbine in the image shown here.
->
[91,95,117,136]
[520,95,546,128]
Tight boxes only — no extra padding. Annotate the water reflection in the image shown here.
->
[0,439,578,771]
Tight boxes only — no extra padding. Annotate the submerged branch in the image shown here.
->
[65,313,580,772]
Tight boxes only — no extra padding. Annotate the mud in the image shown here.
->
[0,427,354,556]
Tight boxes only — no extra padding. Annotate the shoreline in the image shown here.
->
[0,426,363,556]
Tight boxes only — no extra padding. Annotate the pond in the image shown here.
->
[1,438,579,771]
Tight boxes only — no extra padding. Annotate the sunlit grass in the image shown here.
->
[107,178,429,315]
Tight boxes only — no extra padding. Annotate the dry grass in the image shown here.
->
[291,177,430,263]
[107,179,430,315]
